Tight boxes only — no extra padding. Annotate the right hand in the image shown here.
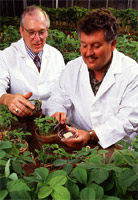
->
[0,92,35,117]
[52,112,67,124]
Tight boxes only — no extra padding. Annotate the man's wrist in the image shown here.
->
[88,130,98,141]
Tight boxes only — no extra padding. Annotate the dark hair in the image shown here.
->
[20,5,50,28]
[77,8,119,43]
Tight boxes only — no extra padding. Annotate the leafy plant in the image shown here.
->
[0,105,18,131]
[0,25,20,50]
[4,128,31,141]
[116,34,138,62]
[27,99,42,115]
[35,143,75,165]
[34,115,58,136]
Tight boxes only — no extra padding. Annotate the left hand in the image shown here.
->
[61,129,91,149]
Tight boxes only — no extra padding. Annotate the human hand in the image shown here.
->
[61,129,91,149]
[52,112,67,124]
[1,92,35,117]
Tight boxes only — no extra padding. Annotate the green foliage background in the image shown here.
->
[0,7,137,63]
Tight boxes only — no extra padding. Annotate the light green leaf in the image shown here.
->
[80,186,96,200]
[5,159,10,177]
[46,170,67,184]
[50,176,67,188]
[38,185,52,199]
[52,185,70,200]
[9,173,18,180]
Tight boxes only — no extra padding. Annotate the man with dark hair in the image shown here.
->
[46,9,138,149]
[0,5,65,117]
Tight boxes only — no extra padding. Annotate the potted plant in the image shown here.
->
[0,104,18,139]
[3,128,31,154]
[27,99,42,115]
[34,115,59,148]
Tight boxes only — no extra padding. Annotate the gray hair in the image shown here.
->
[20,5,50,28]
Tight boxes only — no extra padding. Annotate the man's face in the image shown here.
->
[20,10,48,54]
[80,30,116,72]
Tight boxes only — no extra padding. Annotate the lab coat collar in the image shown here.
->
[13,38,50,74]
[80,49,123,102]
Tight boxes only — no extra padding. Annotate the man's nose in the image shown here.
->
[34,32,41,41]
[86,47,94,56]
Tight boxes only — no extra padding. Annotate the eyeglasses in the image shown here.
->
[22,26,47,38]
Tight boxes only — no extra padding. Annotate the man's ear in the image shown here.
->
[19,26,23,37]
[111,39,117,51]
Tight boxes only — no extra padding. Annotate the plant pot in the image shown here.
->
[35,129,59,149]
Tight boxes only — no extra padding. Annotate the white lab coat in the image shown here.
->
[46,49,138,148]
[0,38,65,113]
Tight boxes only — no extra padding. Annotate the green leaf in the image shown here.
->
[88,183,104,199]
[0,141,12,149]
[65,180,80,199]
[104,195,120,200]
[89,168,109,184]
[38,185,52,199]
[32,167,49,182]
[50,176,67,188]
[53,159,67,166]
[71,166,87,185]
[80,186,96,200]
[102,164,122,172]
[7,179,30,192]
[52,185,70,200]
[9,173,18,180]
[113,150,124,165]
[46,170,67,184]
[0,149,6,158]
[5,159,10,177]
[0,190,8,200]
[9,190,31,200]
[117,168,138,194]
[62,164,73,175]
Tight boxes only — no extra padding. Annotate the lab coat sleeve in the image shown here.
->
[95,74,138,149]
[0,51,10,97]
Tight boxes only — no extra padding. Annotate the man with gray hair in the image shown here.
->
[0,5,65,117]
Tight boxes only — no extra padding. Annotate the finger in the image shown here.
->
[18,97,35,110]
[23,92,32,99]
[60,112,66,124]
[52,112,62,122]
